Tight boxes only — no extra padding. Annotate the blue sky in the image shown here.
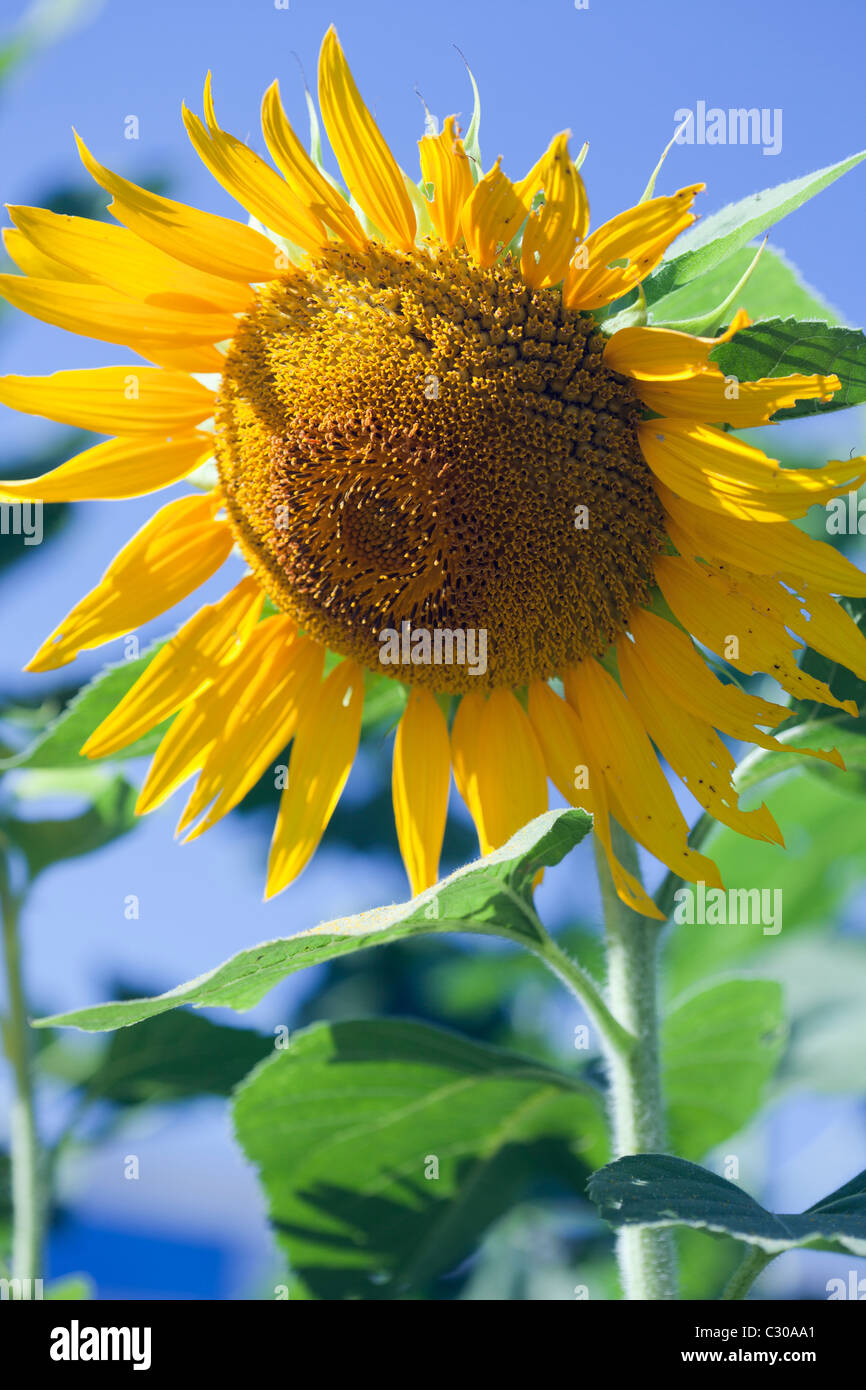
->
[1,0,865,1298]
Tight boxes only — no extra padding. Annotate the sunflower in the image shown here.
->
[2,26,865,916]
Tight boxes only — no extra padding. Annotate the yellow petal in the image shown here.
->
[0,366,213,435]
[3,225,96,282]
[27,494,233,671]
[81,576,264,759]
[564,185,703,310]
[0,273,238,351]
[450,691,487,844]
[318,26,416,251]
[515,133,590,242]
[527,680,594,816]
[418,115,474,249]
[654,554,857,715]
[626,607,843,769]
[480,690,547,851]
[261,80,368,251]
[658,482,866,595]
[392,688,451,895]
[179,631,324,839]
[801,583,866,676]
[75,132,280,282]
[520,133,589,289]
[635,369,840,425]
[527,680,662,918]
[182,77,327,253]
[460,159,525,269]
[564,658,723,887]
[639,420,865,520]
[137,342,227,372]
[603,310,751,380]
[135,684,227,815]
[266,658,364,895]
[453,689,547,855]
[0,434,212,504]
[134,615,292,814]
[7,205,252,312]
[617,633,783,845]
[726,569,866,685]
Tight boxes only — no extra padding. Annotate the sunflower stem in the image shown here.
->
[0,852,43,1287]
[594,824,678,1301]
[530,923,636,1062]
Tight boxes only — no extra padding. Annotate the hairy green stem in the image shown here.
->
[721,1247,774,1300]
[594,825,678,1301]
[531,924,636,1063]
[0,857,42,1285]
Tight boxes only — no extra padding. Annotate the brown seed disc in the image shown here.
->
[214,243,666,692]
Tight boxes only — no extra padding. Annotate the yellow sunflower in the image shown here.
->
[2,26,865,916]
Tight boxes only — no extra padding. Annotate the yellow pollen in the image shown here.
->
[214,243,666,692]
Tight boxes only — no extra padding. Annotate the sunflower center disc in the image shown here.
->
[215,244,666,692]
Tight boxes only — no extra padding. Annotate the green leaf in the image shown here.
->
[35,807,593,1032]
[587,1154,866,1256]
[644,148,866,305]
[648,245,842,328]
[0,639,169,771]
[0,773,137,879]
[676,1226,744,1302]
[81,1009,273,1104]
[710,319,866,417]
[461,58,482,180]
[233,1017,605,1299]
[663,980,786,1160]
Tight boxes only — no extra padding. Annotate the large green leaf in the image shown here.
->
[663,980,786,1160]
[35,808,593,1032]
[648,245,842,328]
[0,773,137,878]
[233,1017,605,1299]
[710,319,866,417]
[644,149,866,305]
[587,1154,866,1257]
[80,1009,273,1104]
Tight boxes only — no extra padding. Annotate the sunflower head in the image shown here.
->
[216,241,667,692]
[1,24,863,913]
